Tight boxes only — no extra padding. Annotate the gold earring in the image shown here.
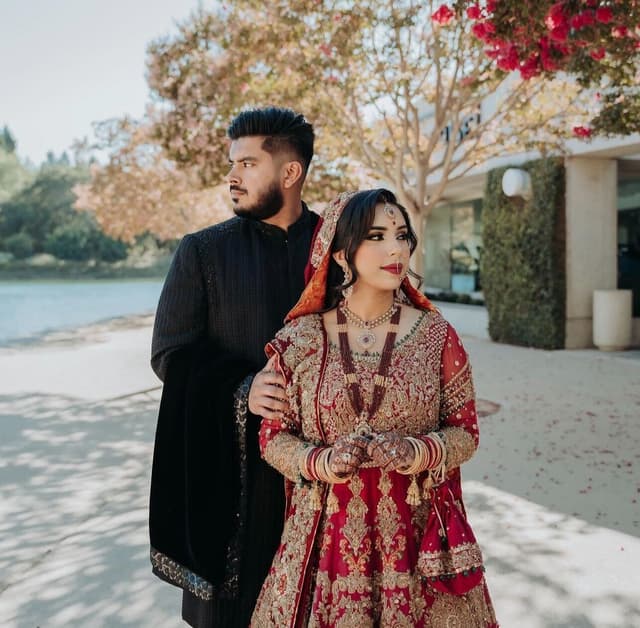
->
[341,265,353,300]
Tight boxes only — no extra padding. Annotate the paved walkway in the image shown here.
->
[1,310,639,627]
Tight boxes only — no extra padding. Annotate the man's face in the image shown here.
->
[227,136,284,221]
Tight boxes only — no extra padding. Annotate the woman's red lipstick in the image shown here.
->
[381,263,403,275]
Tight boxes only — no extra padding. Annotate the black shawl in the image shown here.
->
[149,343,252,598]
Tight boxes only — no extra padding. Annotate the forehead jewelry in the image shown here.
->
[383,202,397,226]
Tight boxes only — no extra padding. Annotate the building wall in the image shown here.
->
[565,157,618,348]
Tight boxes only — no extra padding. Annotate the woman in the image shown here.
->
[252,189,497,627]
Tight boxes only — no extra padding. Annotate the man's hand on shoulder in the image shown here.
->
[248,355,289,419]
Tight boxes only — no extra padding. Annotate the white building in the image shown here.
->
[424,134,640,349]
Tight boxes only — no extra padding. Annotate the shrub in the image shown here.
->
[44,223,92,261]
[93,233,128,262]
[481,158,566,349]
[4,232,34,259]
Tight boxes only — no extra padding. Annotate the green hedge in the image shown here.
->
[481,158,566,349]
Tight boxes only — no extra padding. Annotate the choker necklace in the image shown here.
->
[336,305,401,436]
[340,302,398,350]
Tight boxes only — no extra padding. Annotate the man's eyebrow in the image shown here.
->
[228,156,259,163]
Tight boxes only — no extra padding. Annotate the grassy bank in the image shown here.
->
[0,257,172,280]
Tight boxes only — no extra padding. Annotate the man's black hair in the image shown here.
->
[227,107,314,175]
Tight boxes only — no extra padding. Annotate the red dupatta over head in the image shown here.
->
[286,191,436,321]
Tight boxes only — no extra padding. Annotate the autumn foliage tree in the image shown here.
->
[74,118,231,243]
[77,0,637,244]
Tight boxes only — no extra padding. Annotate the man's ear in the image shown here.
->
[282,160,304,189]
[332,250,346,266]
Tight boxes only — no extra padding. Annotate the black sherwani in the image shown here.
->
[149,205,320,627]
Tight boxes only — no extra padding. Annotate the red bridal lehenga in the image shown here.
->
[252,309,498,628]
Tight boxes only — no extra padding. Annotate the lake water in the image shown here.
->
[0,280,164,344]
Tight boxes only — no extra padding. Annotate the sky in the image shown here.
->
[0,0,203,165]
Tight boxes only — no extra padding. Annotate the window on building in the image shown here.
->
[423,199,483,294]
[618,178,640,317]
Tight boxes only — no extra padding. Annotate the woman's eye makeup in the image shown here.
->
[365,230,409,241]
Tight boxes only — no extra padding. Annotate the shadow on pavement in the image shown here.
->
[0,391,179,627]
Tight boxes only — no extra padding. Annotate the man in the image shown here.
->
[149,107,319,627]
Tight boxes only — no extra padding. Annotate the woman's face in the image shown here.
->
[350,202,411,295]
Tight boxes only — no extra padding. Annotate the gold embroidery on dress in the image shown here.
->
[418,542,485,578]
[442,426,478,470]
[253,312,498,627]
[340,475,370,573]
[440,361,474,418]
[375,471,406,568]
[428,583,497,627]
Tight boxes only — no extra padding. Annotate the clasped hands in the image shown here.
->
[328,431,414,478]
[248,358,416,478]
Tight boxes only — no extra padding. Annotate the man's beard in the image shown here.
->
[232,181,284,221]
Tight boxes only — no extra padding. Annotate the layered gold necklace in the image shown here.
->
[339,301,398,350]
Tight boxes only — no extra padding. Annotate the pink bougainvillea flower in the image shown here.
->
[467,4,482,20]
[570,10,597,30]
[595,6,614,24]
[520,54,541,79]
[497,52,519,71]
[611,25,628,38]
[577,10,595,28]
[545,2,567,31]
[486,0,497,12]
[590,46,606,60]
[431,4,455,25]
[472,22,490,40]
[550,24,569,42]
[573,125,593,137]
[484,20,496,34]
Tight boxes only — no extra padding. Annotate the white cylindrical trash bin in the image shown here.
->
[593,289,632,351]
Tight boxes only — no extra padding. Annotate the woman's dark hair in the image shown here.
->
[227,106,314,176]
[325,188,421,309]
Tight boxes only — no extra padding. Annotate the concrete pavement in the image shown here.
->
[1,309,639,627]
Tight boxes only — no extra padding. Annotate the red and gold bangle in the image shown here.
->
[299,445,325,481]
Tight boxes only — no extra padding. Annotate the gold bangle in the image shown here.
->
[397,437,428,475]
[427,432,447,484]
[319,448,349,484]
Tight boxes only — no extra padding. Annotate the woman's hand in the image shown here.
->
[367,431,414,471]
[328,434,371,477]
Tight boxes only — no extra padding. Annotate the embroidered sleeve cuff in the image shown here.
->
[262,432,313,482]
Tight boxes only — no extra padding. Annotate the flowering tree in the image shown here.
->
[74,118,232,243]
[79,0,628,244]
[458,0,640,135]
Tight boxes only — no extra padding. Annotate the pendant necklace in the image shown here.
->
[336,305,401,436]
[339,301,398,350]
